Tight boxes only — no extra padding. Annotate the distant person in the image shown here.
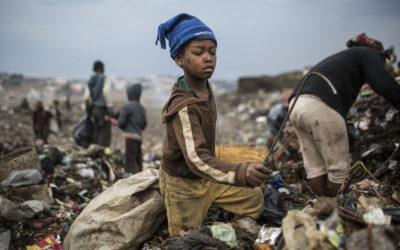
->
[65,81,71,111]
[49,99,62,132]
[267,93,290,137]
[289,33,400,197]
[54,100,62,128]
[155,13,272,236]
[20,97,30,110]
[83,60,114,147]
[32,101,53,144]
[109,83,147,175]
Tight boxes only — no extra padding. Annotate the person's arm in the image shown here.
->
[110,118,118,126]
[172,105,270,187]
[142,108,147,131]
[83,85,90,104]
[103,77,113,108]
[117,106,128,129]
[361,49,400,110]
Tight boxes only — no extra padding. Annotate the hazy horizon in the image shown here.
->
[1,0,399,81]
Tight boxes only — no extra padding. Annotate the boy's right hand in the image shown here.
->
[246,163,272,187]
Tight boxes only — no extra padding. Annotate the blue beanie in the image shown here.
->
[155,13,217,59]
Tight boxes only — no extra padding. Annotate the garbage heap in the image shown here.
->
[0,85,399,250]
[0,143,127,249]
[143,88,400,249]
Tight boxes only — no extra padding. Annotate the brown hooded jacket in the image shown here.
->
[161,82,248,186]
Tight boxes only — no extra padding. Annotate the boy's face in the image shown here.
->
[175,39,217,80]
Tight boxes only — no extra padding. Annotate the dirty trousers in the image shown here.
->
[91,106,111,147]
[159,167,263,236]
[125,138,142,174]
[289,95,350,184]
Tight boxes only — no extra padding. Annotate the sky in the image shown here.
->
[0,0,399,81]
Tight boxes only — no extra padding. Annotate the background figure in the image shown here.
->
[20,97,30,110]
[266,93,290,142]
[111,83,147,175]
[65,81,71,111]
[49,99,62,133]
[32,101,53,144]
[289,33,400,197]
[83,60,114,147]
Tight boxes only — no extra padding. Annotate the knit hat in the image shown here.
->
[155,13,217,59]
[346,33,390,59]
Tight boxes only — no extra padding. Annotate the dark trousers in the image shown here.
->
[34,126,50,144]
[91,106,111,147]
[125,139,143,174]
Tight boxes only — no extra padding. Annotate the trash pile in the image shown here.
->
[216,90,290,146]
[0,82,399,249]
[141,86,400,249]
[0,143,128,249]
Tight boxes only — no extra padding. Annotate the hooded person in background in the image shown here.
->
[266,93,290,145]
[155,13,272,236]
[289,33,400,197]
[83,60,114,147]
[109,83,147,175]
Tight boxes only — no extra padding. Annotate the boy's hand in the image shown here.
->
[246,163,272,187]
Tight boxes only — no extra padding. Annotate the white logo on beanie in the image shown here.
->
[195,31,214,36]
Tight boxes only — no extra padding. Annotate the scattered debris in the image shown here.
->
[0,78,399,249]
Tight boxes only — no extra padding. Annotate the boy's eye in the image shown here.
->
[193,51,202,55]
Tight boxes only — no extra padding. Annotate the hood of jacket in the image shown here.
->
[127,83,142,102]
[162,85,207,124]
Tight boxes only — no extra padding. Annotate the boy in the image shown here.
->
[83,60,114,147]
[155,13,271,236]
[110,83,147,175]
[289,33,400,196]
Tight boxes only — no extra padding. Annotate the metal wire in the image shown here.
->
[262,71,336,166]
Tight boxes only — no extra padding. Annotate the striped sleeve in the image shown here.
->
[174,106,247,186]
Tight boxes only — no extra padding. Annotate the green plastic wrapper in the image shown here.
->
[209,224,240,248]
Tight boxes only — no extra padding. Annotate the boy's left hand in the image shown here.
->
[246,163,272,187]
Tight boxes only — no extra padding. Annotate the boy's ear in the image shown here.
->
[174,55,183,68]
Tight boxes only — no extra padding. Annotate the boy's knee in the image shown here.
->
[236,187,264,219]
[252,188,264,218]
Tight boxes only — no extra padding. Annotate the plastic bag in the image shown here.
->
[255,225,281,245]
[209,223,240,248]
[72,115,94,148]
[257,186,287,227]
[383,208,400,224]
[1,169,42,187]
[320,208,345,248]
[64,169,165,250]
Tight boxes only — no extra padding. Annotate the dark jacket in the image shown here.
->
[161,77,248,187]
[88,74,107,107]
[117,84,147,140]
[290,47,400,118]
[33,107,52,129]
